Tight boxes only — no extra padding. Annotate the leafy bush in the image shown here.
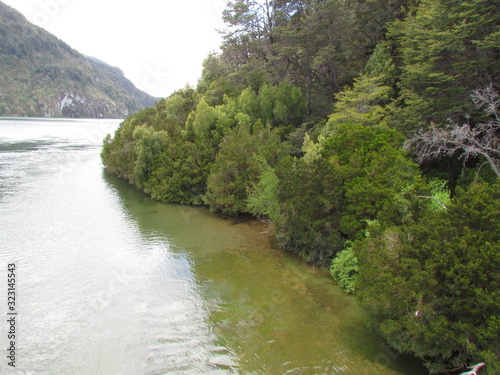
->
[330,248,358,294]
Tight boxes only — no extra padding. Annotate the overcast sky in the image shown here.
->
[3,0,227,98]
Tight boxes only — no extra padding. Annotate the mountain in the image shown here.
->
[0,1,158,118]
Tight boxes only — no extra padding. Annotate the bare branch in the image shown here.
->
[471,85,500,121]
[405,86,500,178]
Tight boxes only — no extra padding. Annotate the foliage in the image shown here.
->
[321,123,421,238]
[355,182,500,374]
[218,0,401,120]
[133,126,169,190]
[330,248,359,294]
[326,75,392,128]
[246,158,281,222]
[363,42,398,93]
[145,135,217,205]
[204,121,286,215]
[426,179,451,212]
[276,122,421,265]
[389,0,500,131]
[276,155,344,265]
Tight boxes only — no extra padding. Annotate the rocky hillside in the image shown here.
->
[0,1,157,118]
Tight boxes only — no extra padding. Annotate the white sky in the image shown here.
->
[2,0,227,98]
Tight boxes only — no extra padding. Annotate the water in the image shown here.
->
[0,118,426,374]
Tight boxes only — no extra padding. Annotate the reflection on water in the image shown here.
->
[0,119,425,374]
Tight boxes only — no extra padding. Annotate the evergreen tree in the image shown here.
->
[204,121,286,215]
[389,0,500,131]
[355,182,500,374]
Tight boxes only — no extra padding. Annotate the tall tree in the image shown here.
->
[389,0,500,131]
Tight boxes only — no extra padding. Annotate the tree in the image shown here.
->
[246,157,281,222]
[325,74,392,127]
[406,87,500,179]
[389,0,500,131]
[276,122,421,265]
[101,106,157,184]
[132,126,169,190]
[204,121,286,215]
[145,133,217,205]
[355,182,500,374]
[330,247,359,294]
[276,155,345,265]
[321,123,421,237]
[219,0,384,120]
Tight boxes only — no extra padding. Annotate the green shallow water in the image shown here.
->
[0,118,426,374]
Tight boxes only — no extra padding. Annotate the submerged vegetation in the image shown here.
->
[102,0,499,373]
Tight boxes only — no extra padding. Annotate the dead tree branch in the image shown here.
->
[405,86,500,178]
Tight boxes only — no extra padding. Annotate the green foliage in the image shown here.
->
[219,0,395,120]
[133,126,169,190]
[146,135,216,205]
[191,99,218,136]
[326,75,392,128]
[204,122,286,215]
[427,179,451,211]
[246,159,281,222]
[330,248,359,294]
[364,42,398,92]
[258,82,306,127]
[153,87,198,133]
[389,0,500,131]
[197,52,236,105]
[322,123,420,237]
[355,182,500,374]
[276,122,421,265]
[276,155,344,265]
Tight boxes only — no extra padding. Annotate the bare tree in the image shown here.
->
[405,86,500,178]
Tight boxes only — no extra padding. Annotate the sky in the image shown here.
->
[3,0,228,98]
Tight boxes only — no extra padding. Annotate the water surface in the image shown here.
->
[0,118,425,374]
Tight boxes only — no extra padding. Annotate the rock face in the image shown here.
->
[0,1,158,118]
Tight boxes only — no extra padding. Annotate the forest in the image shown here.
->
[101,0,499,373]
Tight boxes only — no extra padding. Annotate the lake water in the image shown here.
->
[0,118,426,374]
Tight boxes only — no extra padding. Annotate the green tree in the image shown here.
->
[204,121,286,215]
[330,248,359,294]
[132,126,169,190]
[321,122,421,237]
[277,122,421,265]
[246,158,281,222]
[276,155,344,265]
[355,182,500,374]
[101,107,157,184]
[326,75,392,127]
[389,0,500,131]
[191,98,219,136]
[363,42,398,92]
[146,134,217,205]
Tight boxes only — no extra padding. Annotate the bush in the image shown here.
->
[330,248,358,294]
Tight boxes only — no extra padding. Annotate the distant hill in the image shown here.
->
[0,1,158,118]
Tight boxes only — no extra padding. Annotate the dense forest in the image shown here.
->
[101,0,500,373]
